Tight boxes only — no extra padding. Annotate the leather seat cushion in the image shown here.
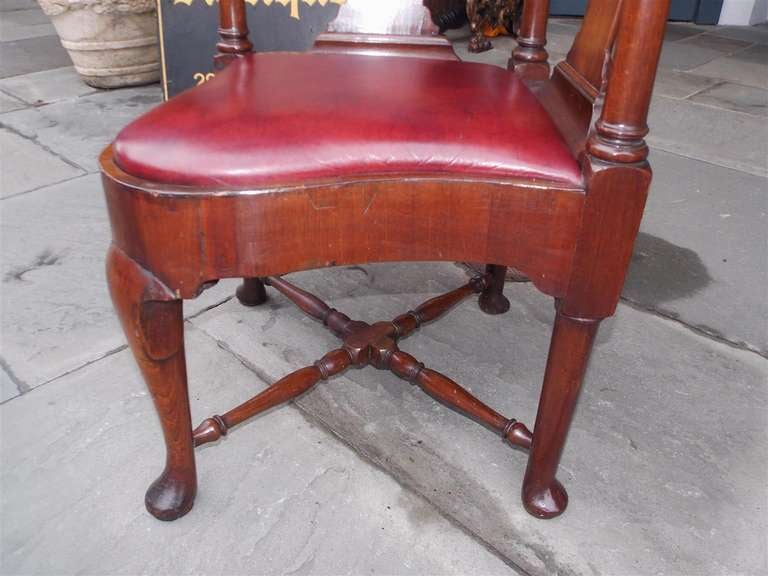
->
[114,52,582,188]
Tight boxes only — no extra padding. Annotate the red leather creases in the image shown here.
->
[114,52,583,188]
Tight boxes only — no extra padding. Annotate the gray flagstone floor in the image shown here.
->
[1,3,766,575]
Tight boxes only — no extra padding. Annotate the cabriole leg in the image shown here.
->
[236,277,268,306]
[479,264,510,315]
[106,246,197,521]
[522,307,600,519]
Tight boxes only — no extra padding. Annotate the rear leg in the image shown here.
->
[236,278,268,306]
[479,264,510,315]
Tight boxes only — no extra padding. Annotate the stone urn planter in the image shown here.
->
[38,0,160,88]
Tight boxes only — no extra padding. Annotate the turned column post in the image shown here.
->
[586,0,670,166]
[215,0,253,68]
[509,0,550,79]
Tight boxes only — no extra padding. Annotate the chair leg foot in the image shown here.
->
[236,277,268,306]
[522,479,568,519]
[479,264,510,315]
[521,307,600,520]
[107,246,198,522]
[145,468,197,521]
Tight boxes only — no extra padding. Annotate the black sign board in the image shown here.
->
[157,0,346,99]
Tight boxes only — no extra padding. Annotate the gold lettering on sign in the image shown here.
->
[172,0,346,20]
[193,72,216,85]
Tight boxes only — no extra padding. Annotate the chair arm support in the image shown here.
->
[587,0,670,165]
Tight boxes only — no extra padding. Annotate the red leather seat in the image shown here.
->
[114,52,582,188]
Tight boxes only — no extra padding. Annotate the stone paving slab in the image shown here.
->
[0,86,162,173]
[648,94,768,177]
[652,68,721,99]
[658,39,736,72]
[449,33,511,69]
[546,20,581,37]
[663,22,707,43]
[689,80,768,116]
[0,325,514,576]
[688,43,768,89]
[677,31,755,54]
[0,7,56,42]
[0,0,38,11]
[0,67,99,106]
[625,149,768,355]
[0,366,18,403]
[0,91,27,114]
[707,23,768,45]
[0,35,71,79]
[0,173,239,390]
[190,263,768,576]
[2,15,767,576]
[0,126,84,198]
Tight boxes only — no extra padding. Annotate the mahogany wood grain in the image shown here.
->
[522,308,598,518]
[195,274,532,452]
[587,0,668,165]
[389,349,532,449]
[102,158,584,301]
[102,0,672,521]
[236,277,267,306]
[265,276,356,337]
[392,275,486,338]
[563,0,668,319]
[106,246,196,521]
[312,33,457,60]
[193,348,352,447]
[479,264,511,315]
[510,0,550,79]
[563,0,622,93]
[215,0,252,68]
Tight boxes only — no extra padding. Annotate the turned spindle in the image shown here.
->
[392,275,487,338]
[194,275,532,486]
[193,348,352,447]
[509,0,550,78]
[215,0,253,68]
[265,276,355,337]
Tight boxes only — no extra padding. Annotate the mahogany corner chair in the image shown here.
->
[103,0,670,521]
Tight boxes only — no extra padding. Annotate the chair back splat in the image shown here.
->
[313,1,455,60]
[102,0,673,524]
